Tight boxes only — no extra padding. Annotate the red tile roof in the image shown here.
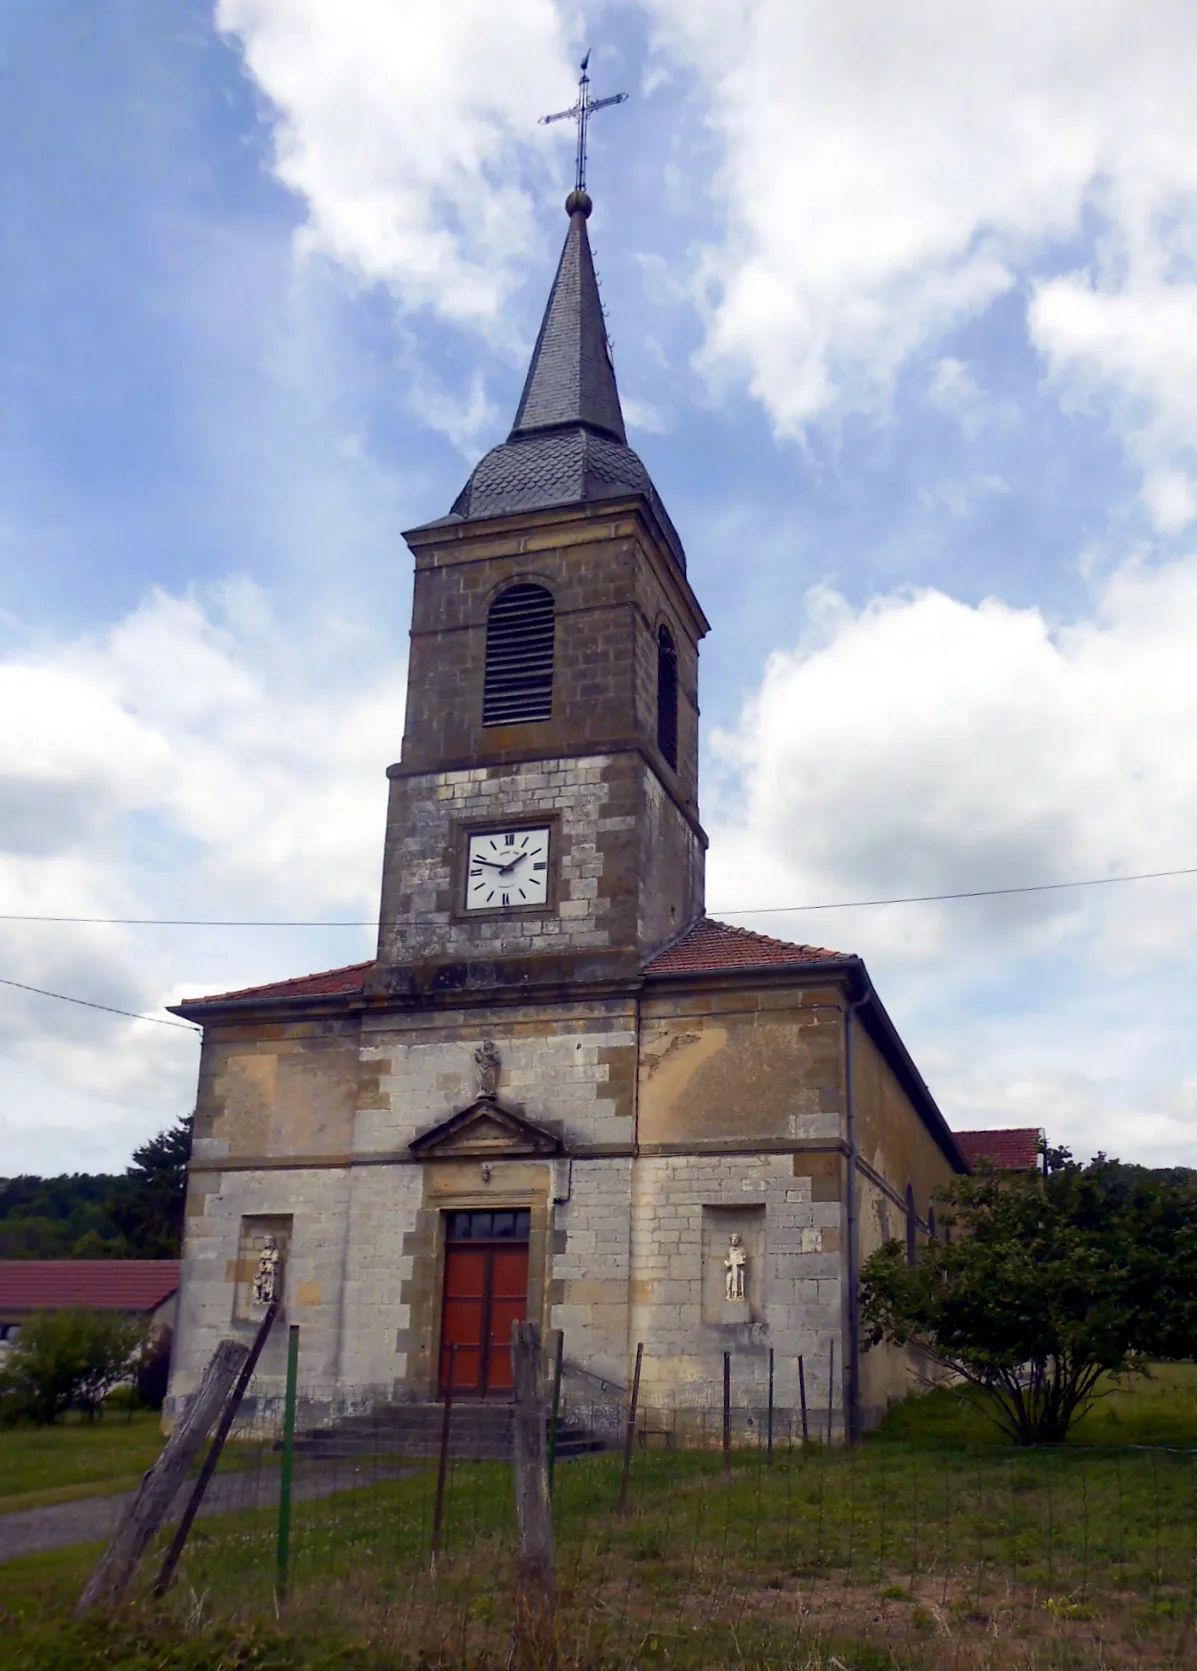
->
[0,1260,179,1314]
[953,1128,1042,1171]
[645,917,848,976]
[176,960,373,1009]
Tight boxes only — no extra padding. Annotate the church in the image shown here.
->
[166,177,969,1440]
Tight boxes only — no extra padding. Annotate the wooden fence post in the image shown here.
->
[77,1337,249,1613]
[798,1354,809,1446]
[511,1321,554,1671]
[154,1299,279,1597]
[767,1347,774,1467]
[826,1338,836,1447]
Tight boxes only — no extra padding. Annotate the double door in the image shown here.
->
[439,1209,530,1397]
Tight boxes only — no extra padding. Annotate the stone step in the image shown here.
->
[286,1401,608,1464]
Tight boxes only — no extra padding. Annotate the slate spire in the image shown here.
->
[440,190,686,570]
[508,190,627,445]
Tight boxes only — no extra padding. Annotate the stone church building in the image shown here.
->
[168,186,969,1439]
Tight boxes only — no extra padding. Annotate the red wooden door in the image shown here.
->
[439,1214,530,1397]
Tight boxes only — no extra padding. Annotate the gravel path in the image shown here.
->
[0,1458,404,1564]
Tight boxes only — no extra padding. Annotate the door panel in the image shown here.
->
[439,1241,529,1397]
[441,1249,487,1393]
[486,1247,530,1394]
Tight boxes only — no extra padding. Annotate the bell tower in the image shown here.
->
[374,188,709,992]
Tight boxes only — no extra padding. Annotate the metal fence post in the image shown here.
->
[826,1338,835,1448]
[275,1323,299,1604]
[547,1331,564,1494]
[798,1353,809,1445]
[618,1342,643,1517]
[767,1347,774,1467]
[723,1351,732,1476]
[430,1342,457,1572]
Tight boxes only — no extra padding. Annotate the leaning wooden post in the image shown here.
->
[430,1343,457,1572]
[154,1299,279,1597]
[798,1354,809,1446]
[511,1321,555,1671]
[618,1342,643,1518]
[77,1337,249,1613]
[275,1323,300,1604]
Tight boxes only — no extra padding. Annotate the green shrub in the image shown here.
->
[0,1308,148,1425]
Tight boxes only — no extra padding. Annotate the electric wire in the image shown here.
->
[1,862,1195,928]
[0,976,199,1032]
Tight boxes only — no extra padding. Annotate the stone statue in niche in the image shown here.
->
[252,1235,281,1306]
[724,1233,747,1302]
[476,1039,501,1100]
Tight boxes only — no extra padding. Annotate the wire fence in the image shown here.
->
[135,1366,1197,1671]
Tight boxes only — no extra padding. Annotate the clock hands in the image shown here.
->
[473,850,537,876]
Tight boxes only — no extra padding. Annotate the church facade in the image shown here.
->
[168,187,967,1438]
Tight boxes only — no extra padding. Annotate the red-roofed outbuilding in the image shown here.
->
[0,1260,179,1354]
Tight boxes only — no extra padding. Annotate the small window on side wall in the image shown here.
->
[483,583,555,725]
[905,1185,917,1267]
[657,624,678,769]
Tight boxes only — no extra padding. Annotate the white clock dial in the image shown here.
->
[465,828,551,911]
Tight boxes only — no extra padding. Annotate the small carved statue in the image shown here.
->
[253,1235,281,1306]
[724,1233,747,1302]
[476,1039,501,1100]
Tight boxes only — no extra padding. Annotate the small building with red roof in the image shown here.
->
[952,1128,1043,1172]
[165,183,967,1440]
[0,1260,179,1357]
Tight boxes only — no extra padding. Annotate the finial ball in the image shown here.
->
[565,189,593,218]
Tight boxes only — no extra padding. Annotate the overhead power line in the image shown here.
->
[0,976,199,1032]
[1,863,1196,928]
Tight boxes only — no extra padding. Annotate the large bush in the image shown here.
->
[0,1307,148,1424]
[860,1147,1197,1444]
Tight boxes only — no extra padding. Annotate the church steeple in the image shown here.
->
[508,192,626,444]
[445,194,684,568]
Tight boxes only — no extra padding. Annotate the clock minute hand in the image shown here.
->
[472,857,508,871]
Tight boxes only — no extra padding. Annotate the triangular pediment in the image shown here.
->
[409,1097,563,1162]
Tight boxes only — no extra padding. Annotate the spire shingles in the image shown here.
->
[509,199,627,443]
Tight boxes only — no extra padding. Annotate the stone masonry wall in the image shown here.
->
[377,754,702,966]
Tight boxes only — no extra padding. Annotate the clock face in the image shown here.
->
[465,827,551,911]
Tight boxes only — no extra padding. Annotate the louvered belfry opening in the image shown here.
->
[657,624,679,769]
[483,583,555,726]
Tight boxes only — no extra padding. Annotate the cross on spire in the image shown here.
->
[539,51,628,197]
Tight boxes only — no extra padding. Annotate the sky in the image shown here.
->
[3,0,1197,1174]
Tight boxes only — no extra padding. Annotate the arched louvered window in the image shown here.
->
[657,624,678,769]
[483,583,555,726]
[905,1185,918,1267]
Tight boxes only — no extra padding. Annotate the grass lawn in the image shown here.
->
[1,1370,1195,1668]
[0,1411,166,1514]
[875,1361,1197,1448]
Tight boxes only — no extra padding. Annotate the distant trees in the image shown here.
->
[0,1309,149,1424]
[0,1113,193,1260]
[860,1147,1197,1445]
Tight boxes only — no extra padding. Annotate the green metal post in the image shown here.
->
[548,1330,564,1494]
[275,1323,299,1603]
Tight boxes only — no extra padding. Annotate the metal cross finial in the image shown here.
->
[539,52,628,196]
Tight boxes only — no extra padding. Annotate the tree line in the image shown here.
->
[0,1113,193,1260]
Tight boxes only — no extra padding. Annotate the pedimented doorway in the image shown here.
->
[438,1208,531,1397]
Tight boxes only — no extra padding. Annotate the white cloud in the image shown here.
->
[0,582,404,1170]
[645,0,1197,522]
[217,0,580,327]
[706,552,1197,1163]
